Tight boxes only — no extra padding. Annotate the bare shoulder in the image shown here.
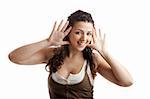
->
[92,50,104,65]
[92,50,111,72]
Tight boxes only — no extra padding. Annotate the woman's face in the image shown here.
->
[69,21,94,51]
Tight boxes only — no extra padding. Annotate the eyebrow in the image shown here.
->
[75,29,92,33]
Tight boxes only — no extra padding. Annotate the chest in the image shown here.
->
[57,58,85,78]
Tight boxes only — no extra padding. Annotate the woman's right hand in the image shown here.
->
[47,20,72,47]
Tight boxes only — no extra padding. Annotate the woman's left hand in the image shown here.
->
[88,28,108,55]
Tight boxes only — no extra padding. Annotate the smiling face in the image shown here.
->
[68,21,94,51]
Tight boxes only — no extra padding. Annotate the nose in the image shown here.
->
[80,34,86,41]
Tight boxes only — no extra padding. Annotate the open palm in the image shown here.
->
[88,28,107,55]
[48,20,72,47]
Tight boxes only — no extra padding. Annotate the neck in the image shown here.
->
[68,45,83,59]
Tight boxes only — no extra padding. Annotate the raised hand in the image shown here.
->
[48,20,72,47]
[88,28,107,55]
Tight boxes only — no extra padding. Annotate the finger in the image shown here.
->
[52,21,57,33]
[94,27,97,37]
[92,29,96,43]
[61,21,69,32]
[57,20,64,31]
[87,44,94,49]
[103,33,106,40]
[49,21,57,38]
[93,28,97,37]
[98,28,102,40]
[103,33,106,45]
[61,41,70,45]
[64,26,72,36]
[90,38,94,44]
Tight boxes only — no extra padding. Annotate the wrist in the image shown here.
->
[97,49,109,59]
[45,38,54,46]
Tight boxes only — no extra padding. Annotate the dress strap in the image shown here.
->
[86,61,94,86]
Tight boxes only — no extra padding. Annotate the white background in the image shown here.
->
[0,0,149,99]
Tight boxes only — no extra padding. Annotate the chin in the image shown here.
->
[76,46,86,51]
[71,44,87,51]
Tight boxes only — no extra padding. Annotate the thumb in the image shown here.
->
[61,41,70,45]
[87,44,95,49]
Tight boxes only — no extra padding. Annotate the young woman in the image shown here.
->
[9,10,133,99]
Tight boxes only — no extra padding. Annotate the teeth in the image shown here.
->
[78,41,86,46]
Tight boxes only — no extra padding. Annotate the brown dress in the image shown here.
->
[48,66,94,99]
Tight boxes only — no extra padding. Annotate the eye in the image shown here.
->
[75,32,80,35]
[87,32,92,36]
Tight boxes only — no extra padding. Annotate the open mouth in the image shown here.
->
[77,41,87,47]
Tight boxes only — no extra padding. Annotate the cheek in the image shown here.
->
[70,34,80,41]
[69,35,78,44]
[87,36,92,43]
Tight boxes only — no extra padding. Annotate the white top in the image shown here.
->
[51,60,94,85]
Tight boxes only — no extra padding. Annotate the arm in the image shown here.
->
[9,20,72,65]
[8,39,54,65]
[93,50,133,87]
[89,28,133,87]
